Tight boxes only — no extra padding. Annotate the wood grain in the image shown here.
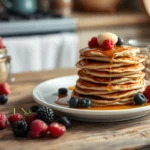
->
[0,68,150,150]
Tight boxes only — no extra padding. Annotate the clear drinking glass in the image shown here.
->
[128,39,150,81]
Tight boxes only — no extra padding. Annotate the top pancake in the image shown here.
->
[80,45,140,57]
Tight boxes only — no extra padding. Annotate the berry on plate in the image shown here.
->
[58,116,71,129]
[30,105,39,113]
[81,97,91,108]
[0,112,7,130]
[116,37,124,46]
[68,97,79,108]
[49,122,66,138]
[143,85,150,101]
[0,83,10,96]
[0,94,8,105]
[30,119,48,138]
[103,40,114,50]
[0,37,4,49]
[36,106,54,125]
[13,120,28,137]
[134,93,146,105]
[58,88,68,95]
[88,37,99,48]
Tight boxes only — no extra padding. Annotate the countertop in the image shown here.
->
[71,12,150,29]
[1,68,150,150]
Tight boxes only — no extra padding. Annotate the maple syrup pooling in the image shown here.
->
[83,46,127,91]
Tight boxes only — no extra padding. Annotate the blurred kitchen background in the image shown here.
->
[0,0,150,73]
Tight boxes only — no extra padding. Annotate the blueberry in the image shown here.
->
[0,95,8,105]
[116,37,124,46]
[58,88,68,95]
[81,97,91,108]
[134,93,146,105]
[30,105,39,112]
[68,97,79,108]
[58,116,71,129]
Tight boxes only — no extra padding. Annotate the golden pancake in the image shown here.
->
[80,55,145,64]
[79,46,140,57]
[82,69,143,78]
[78,70,145,84]
[76,79,145,92]
[72,91,134,106]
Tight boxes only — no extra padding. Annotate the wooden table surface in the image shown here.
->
[1,68,150,150]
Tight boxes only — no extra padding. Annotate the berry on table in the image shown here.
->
[58,116,71,129]
[0,95,8,105]
[8,112,23,126]
[36,106,54,125]
[58,88,68,95]
[88,37,99,48]
[0,112,7,130]
[103,40,114,50]
[81,97,91,108]
[0,37,4,48]
[12,120,28,137]
[0,83,10,96]
[49,122,66,138]
[116,37,124,46]
[143,85,150,101]
[30,119,48,138]
[68,97,79,108]
[21,108,37,126]
[134,93,146,105]
[30,105,39,113]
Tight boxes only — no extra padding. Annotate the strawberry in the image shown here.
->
[103,40,114,50]
[26,113,37,126]
[30,119,48,138]
[8,113,23,126]
[143,85,150,101]
[49,122,66,138]
[0,112,7,129]
[0,37,4,49]
[88,37,99,48]
[0,83,10,96]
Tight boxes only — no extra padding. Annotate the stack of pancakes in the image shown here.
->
[72,46,146,106]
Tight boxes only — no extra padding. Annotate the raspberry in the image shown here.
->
[30,119,48,138]
[0,112,7,130]
[49,122,66,138]
[143,85,150,101]
[26,113,37,126]
[0,83,10,96]
[0,37,4,49]
[8,113,23,126]
[13,120,28,137]
[36,106,54,125]
[103,40,114,50]
[88,37,99,48]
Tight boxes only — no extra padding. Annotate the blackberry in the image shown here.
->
[13,120,28,137]
[36,106,54,125]
[30,105,39,112]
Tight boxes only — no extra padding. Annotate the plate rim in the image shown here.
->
[32,75,150,114]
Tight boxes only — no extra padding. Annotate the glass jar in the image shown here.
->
[0,47,11,84]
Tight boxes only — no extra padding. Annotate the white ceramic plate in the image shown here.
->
[32,75,150,122]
